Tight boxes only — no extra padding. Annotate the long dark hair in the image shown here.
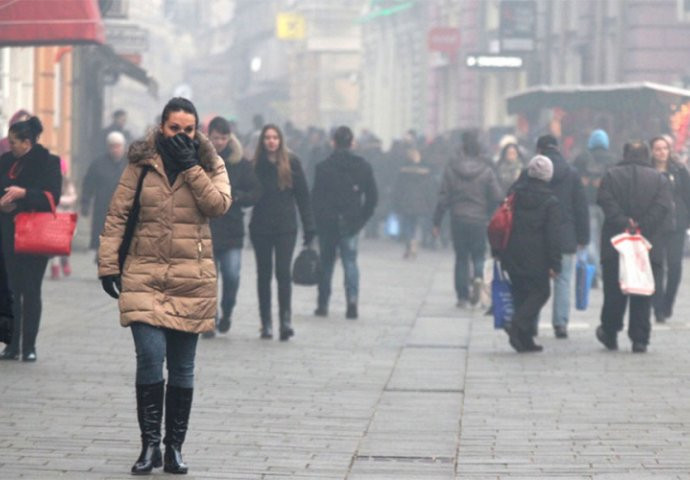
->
[160,97,199,127]
[253,124,292,190]
[9,116,43,145]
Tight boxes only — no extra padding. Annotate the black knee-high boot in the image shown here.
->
[163,385,193,474]
[131,381,164,475]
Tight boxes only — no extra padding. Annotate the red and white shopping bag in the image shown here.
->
[611,230,654,296]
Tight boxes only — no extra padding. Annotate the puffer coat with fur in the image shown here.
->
[98,131,232,333]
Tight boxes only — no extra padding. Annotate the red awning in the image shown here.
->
[0,0,105,47]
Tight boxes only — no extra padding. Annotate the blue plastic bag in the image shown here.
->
[385,213,400,237]
[491,260,514,329]
[575,250,596,310]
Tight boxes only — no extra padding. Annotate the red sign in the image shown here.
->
[427,27,461,54]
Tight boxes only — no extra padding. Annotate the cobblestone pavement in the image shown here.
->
[1,239,690,479]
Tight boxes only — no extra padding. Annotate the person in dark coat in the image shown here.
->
[0,237,12,345]
[98,109,132,154]
[596,141,674,353]
[501,155,561,352]
[0,116,62,361]
[391,147,437,258]
[433,130,503,307]
[81,131,128,251]
[312,126,378,319]
[534,134,589,338]
[203,117,261,337]
[250,124,316,341]
[649,136,690,323]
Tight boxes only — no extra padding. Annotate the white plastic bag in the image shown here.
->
[611,230,654,296]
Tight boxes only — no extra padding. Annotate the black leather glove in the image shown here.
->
[303,231,316,248]
[168,133,200,171]
[100,275,122,299]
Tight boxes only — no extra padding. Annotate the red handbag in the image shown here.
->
[14,192,78,256]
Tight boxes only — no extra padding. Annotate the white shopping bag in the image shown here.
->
[611,230,654,296]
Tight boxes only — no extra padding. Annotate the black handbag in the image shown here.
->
[292,247,321,286]
[118,166,149,272]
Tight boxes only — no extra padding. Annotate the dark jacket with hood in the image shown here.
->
[433,154,503,226]
[530,147,589,253]
[502,178,561,278]
[250,154,316,238]
[573,147,617,204]
[210,134,261,251]
[81,152,128,249]
[312,148,378,236]
[392,161,437,217]
[597,159,674,266]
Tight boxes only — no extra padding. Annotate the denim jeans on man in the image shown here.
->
[318,231,359,308]
[587,205,604,277]
[214,248,242,321]
[551,253,574,328]
[130,322,199,388]
[450,220,486,301]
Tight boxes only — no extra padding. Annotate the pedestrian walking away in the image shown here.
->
[312,125,378,319]
[649,136,690,323]
[0,116,62,362]
[204,116,261,338]
[249,124,316,340]
[97,97,231,474]
[433,130,503,308]
[534,134,589,339]
[596,140,673,353]
[81,131,129,254]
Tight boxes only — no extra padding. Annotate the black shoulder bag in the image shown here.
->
[117,166,150,272]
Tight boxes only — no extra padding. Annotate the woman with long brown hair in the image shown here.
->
[250,124,315,340]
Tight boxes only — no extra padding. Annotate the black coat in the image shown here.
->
[210,158,261,251]
[662,161,690,232]
[0,145,62,259]
[81,153,127,249]
[391,162,437,217]
[597,160,674,265]
[311,149,378,236]
[502,178,561,279]
[249,154,316,237]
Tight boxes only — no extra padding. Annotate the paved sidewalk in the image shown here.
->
[1,240,690,479]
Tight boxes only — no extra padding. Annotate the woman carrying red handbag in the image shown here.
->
[0,116,62,362]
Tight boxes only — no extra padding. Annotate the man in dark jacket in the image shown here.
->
[433,130,503,307]
[535,135,589,338]
[204,116,261,337]
[81,131,128,252]
[502,155,561,352]
[596,141,673,353]
[312,126,378,319]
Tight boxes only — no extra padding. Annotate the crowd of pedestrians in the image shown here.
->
[2,96,690,474]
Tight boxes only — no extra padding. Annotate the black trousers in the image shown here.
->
[250,232,297,322]
[652,230,685,318]
[509,274,550,337]
[450,221,486,300]
[5,253,49,353]
[601,258,659,345]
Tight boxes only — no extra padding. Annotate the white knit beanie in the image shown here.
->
[527,155,554,182]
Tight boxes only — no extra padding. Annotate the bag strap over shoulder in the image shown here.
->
[117,166,150,272]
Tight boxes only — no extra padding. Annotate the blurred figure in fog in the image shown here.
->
[495,142,526,193]
[433,130,503,308]
[243,113,264,161]
[250,124,315,340]
[0,116,62,362]
[100,109,132,151]
[649,136,690,324]
[203,116,261,338]
[573,129,615,282]
[0,109,31,156]
[391,147,437,258]
[357,131,388,238]
[596,141,673,353]
[50,158,77,280]
[501,155,561,353]
[81,131,128,252]
[312,126,378,319]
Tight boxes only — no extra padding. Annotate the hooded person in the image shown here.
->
[501,155,561,352]
[433,130,503,307]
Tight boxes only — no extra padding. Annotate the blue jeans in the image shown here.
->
[587,205,603,276]
[552,253,575,328]
[130,322,199,388]
[318,231,359,307]
[400,214,420,244]
[214,248,242,321]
